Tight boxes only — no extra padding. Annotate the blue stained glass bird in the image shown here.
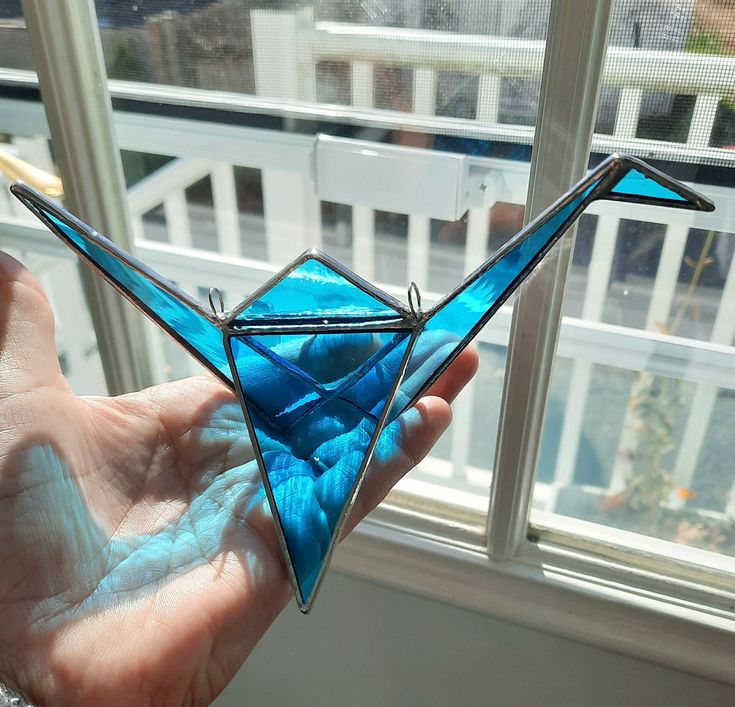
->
[11,153,714,612]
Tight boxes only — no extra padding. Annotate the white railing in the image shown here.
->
[2,142,734,515]
[267,11,735,165]
[1,10,735,524]
[4,210,735,512]
[126,159,735,521]
[310,20,735,94]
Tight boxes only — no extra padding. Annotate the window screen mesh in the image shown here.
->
[598,0,735,165]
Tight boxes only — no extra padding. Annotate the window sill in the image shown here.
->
[334,498,735,686]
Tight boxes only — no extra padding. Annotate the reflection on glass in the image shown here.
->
[229,329,411,606]
[0,5,31,71]
[39,206,232,383]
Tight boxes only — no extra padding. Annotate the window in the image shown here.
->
[533,1,735,562]
[1,0,734,682]
[94,0,552,511]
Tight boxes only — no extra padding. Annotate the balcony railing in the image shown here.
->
[1,133,733,522]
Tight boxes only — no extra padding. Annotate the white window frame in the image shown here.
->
[4,0,734,685]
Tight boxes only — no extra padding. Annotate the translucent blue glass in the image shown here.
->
[391,180,600,417]
[228,330,411,605]
[233,258,402,325]
[610,168,687,202]
[39,208,232,383]
[13,153,714,612]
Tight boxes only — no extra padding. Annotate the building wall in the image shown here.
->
[215,571,735,706]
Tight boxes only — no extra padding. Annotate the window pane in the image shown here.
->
[99,0,552,513]
[92,0,551,138]
[533,1,735,558]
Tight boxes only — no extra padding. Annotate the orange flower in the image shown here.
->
[601,493,626,512]
[677,487,697,501]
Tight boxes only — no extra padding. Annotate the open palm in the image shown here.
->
[0,252,477,707]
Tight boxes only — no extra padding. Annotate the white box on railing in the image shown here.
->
[314,134,469,221]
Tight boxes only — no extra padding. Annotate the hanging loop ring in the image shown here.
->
[208,287,226,320]
[408,281,422,320]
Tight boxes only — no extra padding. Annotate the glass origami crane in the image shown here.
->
[11,153,714,612]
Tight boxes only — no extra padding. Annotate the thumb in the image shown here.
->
[0,251,65,393]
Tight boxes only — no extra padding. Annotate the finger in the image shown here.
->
[296,336,477,459]
[231,330,403,464]
[242,342,477,573]
[342,396,451,534]
[235,332,376,405]
[0,251,65,393]
[296,332,377,382]
[228,335,337,421]
[286,333,411,458]
[311,421,373,523]
[406,328,461,370]
[103,375,254,495]
[390,337,478,416]
[390,340,456,412]
[425,345,479,403]
[344,344,478,530]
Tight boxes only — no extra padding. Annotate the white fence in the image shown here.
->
[2,134,734,517]
[1,11,735,523]
[120,159,735,521]
[274,13,735,164]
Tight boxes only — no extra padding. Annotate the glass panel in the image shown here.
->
[0,123,106,395]
[93,0,550,134]
[232,257,403,325]
[609,168,688,202]
[0,5,31,70]
[533,1,735,559]
[399,180,601,412]
[228,329,412,605]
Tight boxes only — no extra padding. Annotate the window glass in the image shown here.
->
[99,0,552,509]
[533,0,735,557]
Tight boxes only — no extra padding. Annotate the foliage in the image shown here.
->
[685,27,734,112]
[686,28,725,55]
[107,37,144,81]
[620,373,682,519]
[603,230,735,554]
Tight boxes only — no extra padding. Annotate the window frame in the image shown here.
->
[21,0,154,394]
[487,0,613,560]
[4,0,735,684]
[6,200,735,683]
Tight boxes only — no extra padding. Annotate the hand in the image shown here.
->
[0,252,477,706]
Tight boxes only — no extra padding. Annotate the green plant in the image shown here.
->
[686,29,724,55]
[107,37,143,81]
[606,231,729,549]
